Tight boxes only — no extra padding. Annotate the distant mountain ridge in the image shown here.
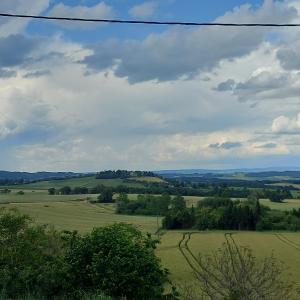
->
[0,171,82,181]
[156,167,300,175]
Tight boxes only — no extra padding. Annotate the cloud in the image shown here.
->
[277,40,300,71]
[23,70,51,78]
[81,0,297,83]
[272,113,300,134]
[215,70,300,102]
[209,141,242,149]
[129,2,157,18]
[0,0,50,37]
[0,34,40,68]
[48,2,114,29]
[255,143,277,149]
[0,69,16,78]
[214,79,235,91]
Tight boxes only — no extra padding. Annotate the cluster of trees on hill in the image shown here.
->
[95,170,156,179]
[116,195,300,231]
[0,208,173,300]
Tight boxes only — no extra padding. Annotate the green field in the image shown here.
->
[1,201,161,234]
[1,176,145,190]
[128,176,166,183]
[156,231,300,287]
[1,194,300,290]
[0,189,99,204]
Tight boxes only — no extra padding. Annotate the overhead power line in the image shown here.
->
[0,12,300,27]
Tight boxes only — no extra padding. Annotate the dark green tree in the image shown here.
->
[48,187,56,195]
[60,186,72,195]
[98,188,114,203]
[65,223,169,299]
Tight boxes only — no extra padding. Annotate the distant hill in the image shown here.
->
[0,171,83,181]
[156,167,300,176]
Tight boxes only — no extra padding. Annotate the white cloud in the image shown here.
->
[48,2,114,29]
[129,2,157,18]
[272,113,300,133]
[0,0,50,37]
[1,0,300,171]
[82,0,297,83]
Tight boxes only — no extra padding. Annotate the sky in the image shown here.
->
[0,0,300,172]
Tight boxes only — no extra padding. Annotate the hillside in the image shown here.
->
[2,175,155,190]
[0,171,82,181]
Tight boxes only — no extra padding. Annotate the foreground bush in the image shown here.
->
[0,208,169,299]
[65,223,169,299]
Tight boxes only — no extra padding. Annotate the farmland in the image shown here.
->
[157,231,300,287]
[1,173,300,294]
[1,201,161,234]
[1,175,145,190]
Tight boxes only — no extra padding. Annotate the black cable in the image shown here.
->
[0,12,300,27]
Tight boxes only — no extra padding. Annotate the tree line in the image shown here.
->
[116,194,300,231]
[95,170,157,179]
[48,183,294,202]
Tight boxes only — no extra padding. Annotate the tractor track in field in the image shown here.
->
[278,234,300,248]
[274,233,300,252]
[178,232,199,273]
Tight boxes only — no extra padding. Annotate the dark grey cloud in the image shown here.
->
[256,143,277,149]
[209,141,242,149]
[215,71,299,102]
[214,79,235,91]
[81,1,297,83]
[277,44,300,71]
[23,70,51,78]
[0,34,39,68]
[0,68,17,78]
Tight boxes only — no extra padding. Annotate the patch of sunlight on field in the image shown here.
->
[260,199,300,210]
[128,176,166,183]
[0,202,161,234]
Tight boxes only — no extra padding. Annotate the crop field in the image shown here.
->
[0,201,161,233]
[1,194,300,289]
[1,176,144,190]
[127,176,166,183]
[156,231,300,288]
[0,189,98,204]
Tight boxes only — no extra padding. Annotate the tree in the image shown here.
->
[0,208,68,299]
[65,223,169,299]
[98,188,114,203]
[185,236,297,300]
[60,186,72,195]
[48,187,56,195]
[170,195,186,210]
